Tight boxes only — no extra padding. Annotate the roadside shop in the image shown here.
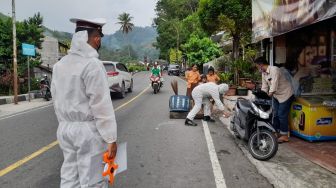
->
[252,0,336,173]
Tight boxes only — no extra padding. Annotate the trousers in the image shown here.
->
[187,90,211,120]
[57,121,108,188]
[273,95,295,135]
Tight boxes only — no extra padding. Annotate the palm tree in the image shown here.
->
[117,12,134,57]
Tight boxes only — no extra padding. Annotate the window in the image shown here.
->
[103,64,116,72]
[169,65,179,69]
[117,63,128,72]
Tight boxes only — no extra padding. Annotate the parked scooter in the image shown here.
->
[40,76,51,101]
[150,76,162,94]
[230,89,278,161]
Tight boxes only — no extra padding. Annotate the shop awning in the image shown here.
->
[252,0,336,43]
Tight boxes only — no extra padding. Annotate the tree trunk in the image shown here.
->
[123,33,131,57]
[232,34,240,60]
[232,34,240,85]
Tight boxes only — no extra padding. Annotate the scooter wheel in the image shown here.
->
[248,130,278,161]
[153,84,158,94]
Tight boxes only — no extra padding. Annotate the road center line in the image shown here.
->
[202,120,227,188]
[0,141,58,177]
[114,86,150,111]
[0,86,150,177]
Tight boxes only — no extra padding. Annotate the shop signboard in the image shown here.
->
[252,0,336,43]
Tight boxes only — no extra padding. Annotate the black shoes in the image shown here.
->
[185,118,197,126]
[185,117,215,126]
[203,116,215,122]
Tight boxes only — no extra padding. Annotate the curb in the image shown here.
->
[0,92,43,105]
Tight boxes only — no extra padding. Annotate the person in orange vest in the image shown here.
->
[185,64,201,99]
[206,66,220,84]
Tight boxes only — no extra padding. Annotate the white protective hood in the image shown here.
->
[68,30,99,58]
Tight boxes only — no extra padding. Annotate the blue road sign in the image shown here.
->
[22,43,35,56]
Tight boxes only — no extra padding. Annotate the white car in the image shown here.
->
[102,61,133,98]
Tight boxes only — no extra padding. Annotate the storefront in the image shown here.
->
[252,0,336,173]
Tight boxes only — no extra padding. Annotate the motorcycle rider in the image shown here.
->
[185,83,229,126]
[151,62,162,87]
[43,74,50,85]
[40,74,51,100]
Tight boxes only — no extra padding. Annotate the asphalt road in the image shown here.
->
[0,71,272,188]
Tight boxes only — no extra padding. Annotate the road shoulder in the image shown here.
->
[0,99,52,119]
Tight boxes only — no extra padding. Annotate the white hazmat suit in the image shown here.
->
[187,83,228,120]
[51,31,117,188]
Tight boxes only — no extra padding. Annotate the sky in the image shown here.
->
[0,0,158,34]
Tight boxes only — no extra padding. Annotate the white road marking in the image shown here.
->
[202,120,227,188]
[155,120,179,130]
[0,104,53,121]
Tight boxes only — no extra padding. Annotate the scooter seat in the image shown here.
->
[237,99,251,114]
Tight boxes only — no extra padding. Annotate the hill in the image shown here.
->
[44,26,159,61]
[0,12,8,20]
[43,27,72,44]
[102,26,159,60]
[0,12,159,61]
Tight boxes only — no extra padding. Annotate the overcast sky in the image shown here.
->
[0,0,158,34]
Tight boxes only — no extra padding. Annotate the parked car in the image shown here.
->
[102,61,133,98]
[168,64,180,76]
[162,64,169,71]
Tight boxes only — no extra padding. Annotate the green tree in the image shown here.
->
[0,13,44,95]
[117,12,134,57]
[198,0,251,60]
[169,48,182,64]
[154,0,202,60]
[182,34,221,66]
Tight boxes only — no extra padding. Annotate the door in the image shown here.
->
[116,63,132,88]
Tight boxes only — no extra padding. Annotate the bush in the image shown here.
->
[219,72,233,85]
[127,64,146,72]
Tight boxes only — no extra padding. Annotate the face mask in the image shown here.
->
[95,37,101,51]
[258,67,263,73]
[256,65,262,73]
[97,42,101,51]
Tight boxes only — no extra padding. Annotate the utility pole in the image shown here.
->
[12,0,18,104]
[175,24,179,64]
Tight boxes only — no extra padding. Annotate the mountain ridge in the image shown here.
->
[0,12,159,60]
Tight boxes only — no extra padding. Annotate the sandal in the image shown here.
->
[277,135,289,143]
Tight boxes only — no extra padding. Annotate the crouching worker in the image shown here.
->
[185,83,229,126]
[51,18,117,187]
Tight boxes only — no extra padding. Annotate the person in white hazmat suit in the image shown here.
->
[51,18,117,188]
[185,83,229,126]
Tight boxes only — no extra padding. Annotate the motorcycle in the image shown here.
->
[40,77,52,101]
[150,76,162,94]
[230,89,278,161]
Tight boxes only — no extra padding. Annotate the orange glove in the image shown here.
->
[102,152,118,185]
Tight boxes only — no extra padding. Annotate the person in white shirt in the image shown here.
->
[51,18,117,187]
[255,57,295,143]
[185,83,229,126]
